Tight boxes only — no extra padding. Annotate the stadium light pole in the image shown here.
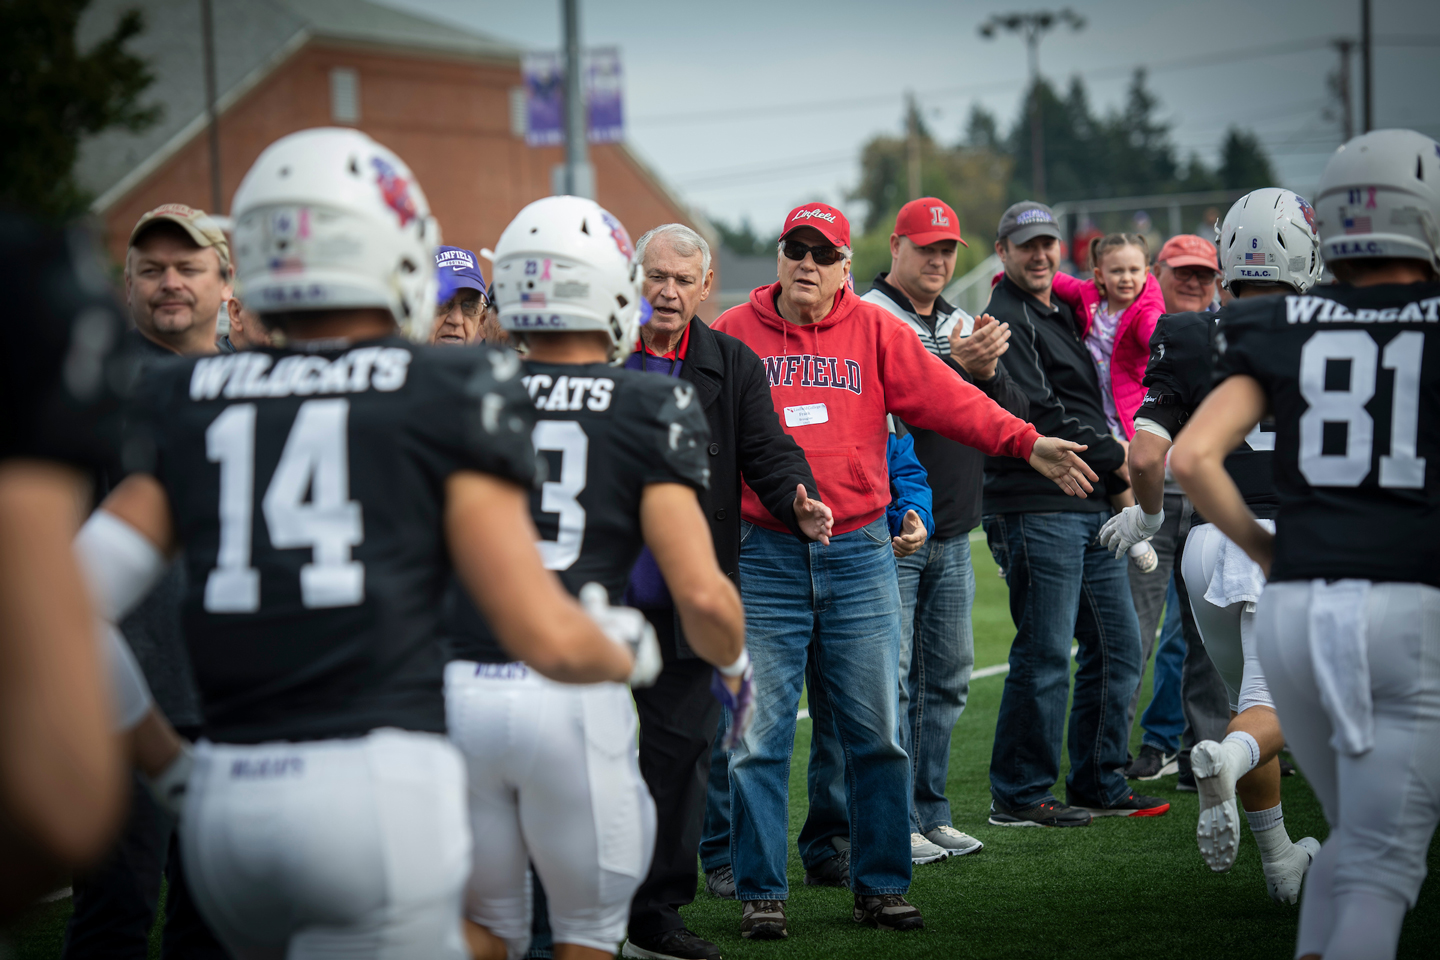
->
[979,9,1085,201]
[1360,0,1373,133]
[561,0,593,198]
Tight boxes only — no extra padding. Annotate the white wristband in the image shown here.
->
[719,647,750,678]
[76,510,166,622]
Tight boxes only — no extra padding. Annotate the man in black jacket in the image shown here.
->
[980,202,1165,828]
[621,224,830,960]
[859,197,1028,862]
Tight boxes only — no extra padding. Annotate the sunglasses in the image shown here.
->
[781,239,846,266]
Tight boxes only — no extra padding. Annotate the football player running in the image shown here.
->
[71,128,650,960]
[1101,188,1324,901]
[1171,129,1440,960]
[443,196,749,960]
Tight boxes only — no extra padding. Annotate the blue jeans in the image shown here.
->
[1139,575,1187,754]
[802,535,978,845]
[984,511,1143,810]
[729,519,912,899]
[699,713,731,872]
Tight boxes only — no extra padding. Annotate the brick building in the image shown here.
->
[77,0,719,317]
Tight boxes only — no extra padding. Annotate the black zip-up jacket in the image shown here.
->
[864,275,1030,538]
[981,274,1127,514]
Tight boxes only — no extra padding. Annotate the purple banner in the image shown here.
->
[522,48,624,146]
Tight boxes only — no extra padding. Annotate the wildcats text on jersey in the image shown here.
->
[189,347,412,401]
[760,354,863,393]
[523,373,615,412]
[1285,294,1440,325]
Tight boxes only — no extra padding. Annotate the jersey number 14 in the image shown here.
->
[204,399,364,612]
[1299,330,1426,488]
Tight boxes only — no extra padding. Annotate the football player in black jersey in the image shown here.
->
[0,212,130,914]
[1171,130,1440,960]
[444,196,749,960]
[1102,188,1326,902]
[71,129,655,959]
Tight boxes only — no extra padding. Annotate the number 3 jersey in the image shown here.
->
[1217,282,1440,587]
[126,338,538,743]
[444,361,711,664]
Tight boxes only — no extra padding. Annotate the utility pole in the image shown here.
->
[559,0,593,198]
[1360,0,1373,133]
[1332,38,1355,141]
[979,9,1085,201]
[200,0,222,213]
[906,91,921,201]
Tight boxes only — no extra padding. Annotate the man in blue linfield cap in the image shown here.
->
[432,245,500,345]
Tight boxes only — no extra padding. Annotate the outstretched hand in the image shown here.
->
[793,484,833,545]
[892,509,927,558]
[1028,437,1099,498]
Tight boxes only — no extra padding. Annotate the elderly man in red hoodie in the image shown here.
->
[710,203,1098,940]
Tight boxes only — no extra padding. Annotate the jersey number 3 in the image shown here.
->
[533,420,587,571]
[1299,330,1426,488]
[204,399,365,612]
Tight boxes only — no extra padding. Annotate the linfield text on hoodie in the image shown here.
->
[712,282,1041,536]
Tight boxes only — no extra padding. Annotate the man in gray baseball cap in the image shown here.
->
[978,200,1161,828]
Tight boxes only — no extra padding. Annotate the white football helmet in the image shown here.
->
[1314,129,1440,273]
[492,196,647,363]
[1216,188,1324,293]
[230,127,441,341]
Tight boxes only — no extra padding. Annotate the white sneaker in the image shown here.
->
[1193,739,1245,872]
[924,825,984,856]
[1264,836,1320,904]
[910,832,948,864]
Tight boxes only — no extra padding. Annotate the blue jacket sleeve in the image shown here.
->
[886,432,934,538]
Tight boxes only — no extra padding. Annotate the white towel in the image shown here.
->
[1203,520,1275,609]
[1307,579,1374,757]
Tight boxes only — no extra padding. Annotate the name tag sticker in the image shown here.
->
[784,402,829,427]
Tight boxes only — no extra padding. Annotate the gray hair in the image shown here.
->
[776,240,852,261]
[635,223,711,277]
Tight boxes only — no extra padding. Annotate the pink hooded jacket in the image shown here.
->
[1051,271,1166,440]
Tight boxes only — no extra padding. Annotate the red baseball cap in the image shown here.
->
[894,198,968,248]
[779,202,850,249]
[1156,234,1219,272]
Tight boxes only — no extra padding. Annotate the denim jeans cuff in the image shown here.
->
[853,886,910,897]
[1141,736,1180,754]
[738,894,788,902]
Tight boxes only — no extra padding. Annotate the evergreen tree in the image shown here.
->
[0,1,159,219]
[1217,127,1277,189]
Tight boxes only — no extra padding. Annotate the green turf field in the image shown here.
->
[6,535,1437,958]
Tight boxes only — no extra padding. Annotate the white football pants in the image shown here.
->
[180,728,470,960]
[1181,522,1274,715]
[445,660,655,958]
[1258,580,1440,960]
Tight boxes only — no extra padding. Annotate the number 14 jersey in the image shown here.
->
[1218,282,1440,587]
[129,338,538,743]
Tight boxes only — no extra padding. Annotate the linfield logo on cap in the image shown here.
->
[1015,208,1055,226]
[792,208,838,224]
[437,250,476,270]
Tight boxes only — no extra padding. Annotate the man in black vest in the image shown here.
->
[621,224,831,960]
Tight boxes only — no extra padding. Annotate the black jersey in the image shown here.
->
[1217,283,1440,587]
[1135,310,1278,519]
[445,362,711,664]
[0,214,129,473]
[127,338,538,742]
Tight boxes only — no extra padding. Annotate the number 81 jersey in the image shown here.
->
[1217,282,1440,587]
[127,338,538,743]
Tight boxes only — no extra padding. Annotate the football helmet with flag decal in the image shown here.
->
[492,195,646,363]
[230,127,441,341]
[1314,128,1440,273]
[1216,188,1324,294]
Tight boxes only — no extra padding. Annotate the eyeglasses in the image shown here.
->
[781,239,846,266]
[438,293,487,319]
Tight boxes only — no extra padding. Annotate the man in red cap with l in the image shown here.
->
[1154,234,1222,313]
[710,202,1100,940]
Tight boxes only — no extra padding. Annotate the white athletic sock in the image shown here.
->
[1246,803,1295,861]
[1223,731,1261,774]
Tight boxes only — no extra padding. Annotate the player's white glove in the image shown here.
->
[1098,505,1164,559]
[579,582,662,687]
[145,741,194,821]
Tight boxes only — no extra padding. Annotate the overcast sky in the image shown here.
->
[380,0,1439,236]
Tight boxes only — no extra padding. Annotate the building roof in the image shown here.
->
[75,0,520,210]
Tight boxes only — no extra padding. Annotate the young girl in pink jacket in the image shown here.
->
[1053,233,1167,571]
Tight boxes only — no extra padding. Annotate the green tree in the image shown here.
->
[0,1,159,219]
[712,217,767,256]
[1217,127,1277,190]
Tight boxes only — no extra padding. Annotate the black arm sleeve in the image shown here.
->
[1135,311,1216,439]
[995,306,1125,472]
[731,341,820,537]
